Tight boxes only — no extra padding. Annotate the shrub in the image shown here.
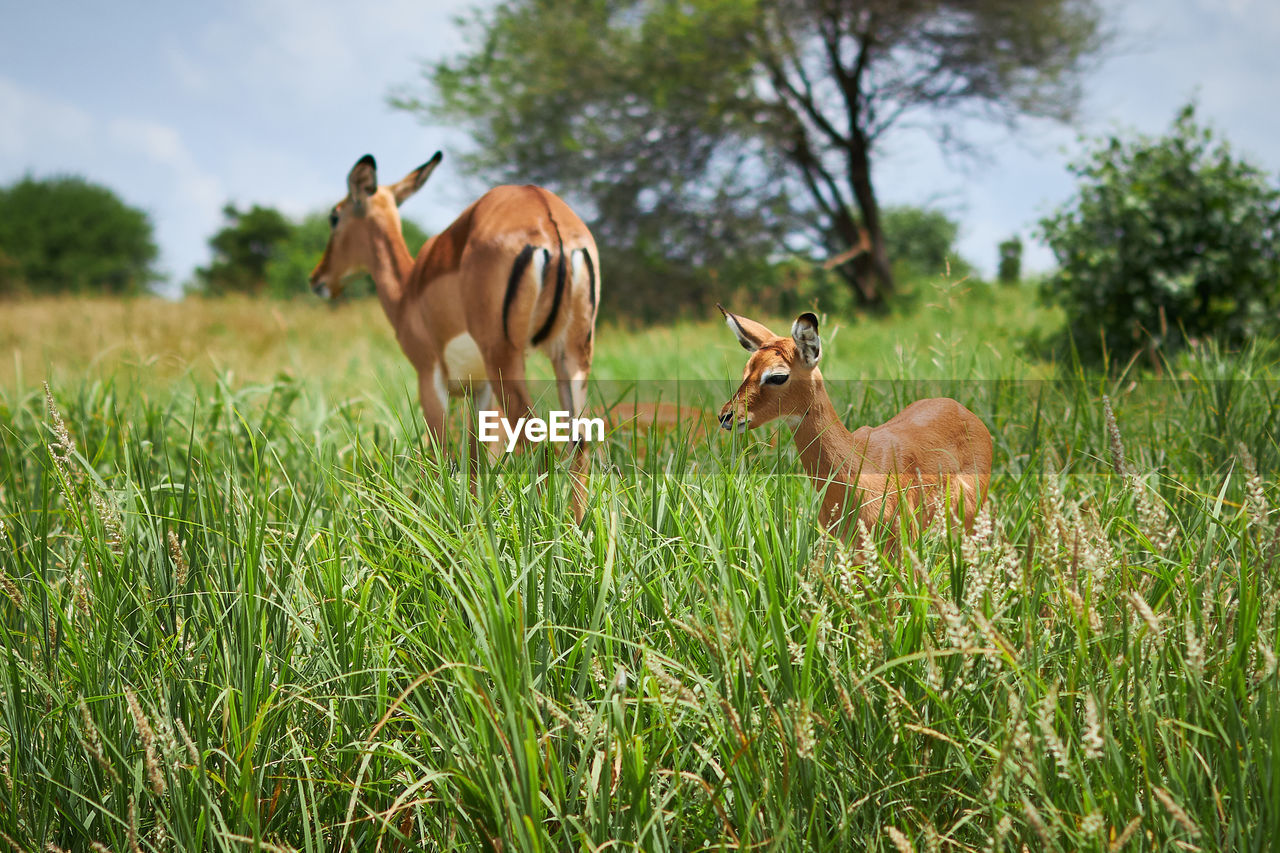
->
[0,175,159,296]
[881,205,973,284]
[997,236,1022,285]
[1039,104,1280,364]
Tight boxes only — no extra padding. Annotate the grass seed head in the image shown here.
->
[1037,687,1070,778]
[1102,395,1128,477]
[167,530,188,588]
[1238,442,1269,531]
[1152,786,1200,838]
[1126,591,1162,637]
[124,686,166,797]
[1081,692,1104,760]
[43,382,77,481]
[885,826,915,853]
[1108,816,1142,851]
[1184,619,1205,680]
[0,568,22,609]
[127,795,141,853]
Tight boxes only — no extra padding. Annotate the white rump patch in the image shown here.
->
[572,249,586,295]
[443,333,487,384]
[530,248,548,290]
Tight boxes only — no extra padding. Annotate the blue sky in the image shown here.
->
[3,0,1279,295]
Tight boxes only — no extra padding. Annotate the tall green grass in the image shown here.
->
[1,316,1278,850]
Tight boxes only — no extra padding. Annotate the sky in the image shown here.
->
[3,0,1279,296]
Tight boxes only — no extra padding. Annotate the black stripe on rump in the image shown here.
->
[502,244,537,344]
[531,221,566,346]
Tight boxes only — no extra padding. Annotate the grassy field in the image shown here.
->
[1,286,1277,851]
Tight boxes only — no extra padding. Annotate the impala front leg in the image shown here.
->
[417,364,448,455]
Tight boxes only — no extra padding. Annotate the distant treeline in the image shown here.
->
[3,102,1279,366]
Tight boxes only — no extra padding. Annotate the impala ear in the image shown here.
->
[717,304,776,352]
[347,154,378,210]
[792,312,821,366]
[392,151,442,206]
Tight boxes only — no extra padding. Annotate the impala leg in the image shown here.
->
[553,347,593,524]
[417,364,448,457]
[484,351,535,451]
[466,383,498,495]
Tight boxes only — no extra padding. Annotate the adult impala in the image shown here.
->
[717,306,992,541]
[310,153,600,520]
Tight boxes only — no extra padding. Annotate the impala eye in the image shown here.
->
[764,372,789,386]
[329,209,340,228]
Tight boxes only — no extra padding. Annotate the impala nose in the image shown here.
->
[719,411,734,430]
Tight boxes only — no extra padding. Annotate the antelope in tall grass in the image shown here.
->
[717,306,992,542]
[309,153,600,520]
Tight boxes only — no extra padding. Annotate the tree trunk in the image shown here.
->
[846,132,894,308]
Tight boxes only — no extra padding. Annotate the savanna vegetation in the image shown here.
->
[1,281,1277,851]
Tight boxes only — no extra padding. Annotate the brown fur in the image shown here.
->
[310,154,600,521]
[716,306,992,543]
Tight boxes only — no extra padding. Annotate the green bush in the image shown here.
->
[997,236,1023,285]
[881,205,973,283]
[1040,104,1280,364]
[0,175,159,296]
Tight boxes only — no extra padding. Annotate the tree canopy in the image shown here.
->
[0,175,159,296]
[397,0,1106,312]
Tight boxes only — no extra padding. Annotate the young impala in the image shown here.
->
[310,153,600,520]
[717,306,992,541]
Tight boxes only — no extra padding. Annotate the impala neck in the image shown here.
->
[368,226,416,322]
[790,373,866,484]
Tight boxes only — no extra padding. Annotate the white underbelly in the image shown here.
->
[442,333,487,389]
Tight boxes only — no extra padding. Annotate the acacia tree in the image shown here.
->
[398,0,1105,308]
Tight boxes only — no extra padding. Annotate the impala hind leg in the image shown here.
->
[466,383,499,494]
[553,348,593,524]
[483,350,535,450]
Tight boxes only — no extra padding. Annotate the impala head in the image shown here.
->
[717,304,823,432]
[309,151,442,299]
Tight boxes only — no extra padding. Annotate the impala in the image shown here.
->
[717,306,992,541]
[310,153,600,520]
